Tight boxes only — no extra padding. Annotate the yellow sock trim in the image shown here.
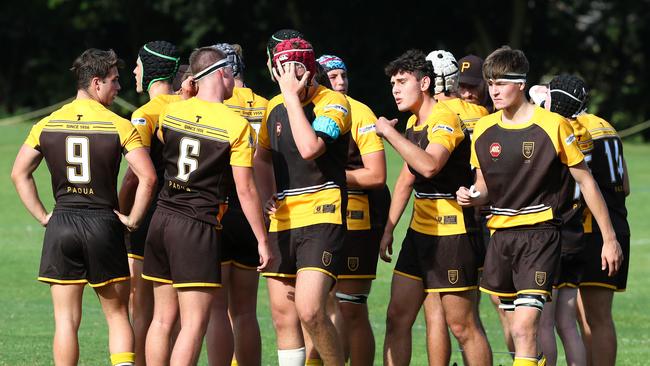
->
[305,358,323,366]
[110,352,135,365]
[513,357,538,366]
[231,359,239,366]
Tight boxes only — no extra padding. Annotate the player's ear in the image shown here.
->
[420,75,431,92]
[519,82,526,92]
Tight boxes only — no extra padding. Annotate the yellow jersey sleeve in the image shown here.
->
[569,119,593,154]
[351,103,384,155]
[258,100,274,150]
[558,119,584,166]
[115,117,144,153]
[24,118,47,150]
[427,111,465,153]
[229,117,255,168]
[318,91,352,135]
[130,108,155,148]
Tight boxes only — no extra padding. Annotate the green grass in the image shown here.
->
[1,123,649,365]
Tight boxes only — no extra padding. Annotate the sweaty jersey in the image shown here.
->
[259,85,352,232]
[576,114,629,234]
[439,97,489,138]
[405,102,475,236]
[225,87,269,136]
[344,95,390,231]
[471,106,584,230]
[25,98,143,209]
[156,97,255,226]
[131,94,182,190]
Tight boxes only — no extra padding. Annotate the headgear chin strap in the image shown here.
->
[193,58,231,81]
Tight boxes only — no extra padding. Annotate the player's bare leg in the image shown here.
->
[383,274,425,366]
[337,279,374,366]
[207,264,233,366]
[295,270,343,365]
[539,289,558,365]
[171,288,216,365]
[267,277,306,363]
[491,294,515,356]
[578,287,616,366]
[51,284,84,366]
[129,259,153,366]
[441,291,492,365]
[576,291,593,365]
[555,288,586,366]
[228,265,262,366]
[423,292,451,365]
[95,281,135,365]
[146,283,178,366]
[509,306,542,362]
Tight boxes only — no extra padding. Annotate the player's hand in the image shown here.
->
[264,195,278,216]
[180,76,197,99]
[379,230,394,263]
[40,212,52,227]
[272,60,310,98]
[375,117,398,138]
[456,186,480,207]
[257,240,274,271]
[601,237,623,277]
[113,210,138,232]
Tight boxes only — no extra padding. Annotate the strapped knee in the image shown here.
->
[335,292,368,304]
[499,297,516,312]
[514,293,547,311]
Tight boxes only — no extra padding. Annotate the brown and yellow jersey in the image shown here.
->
[472,106,584,230]
[344,96,390,231]
[25,98,143,209]
[439,97,489,138]
[156,97,255,226]
[405,102,475,236]
[225,87,269,136]
[131,94,182,189]
[575,114,629,234]
[259,85,352,232]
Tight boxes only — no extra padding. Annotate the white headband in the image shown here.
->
[193,58,231,81]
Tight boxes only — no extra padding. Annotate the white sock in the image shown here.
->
[278,347,306,366]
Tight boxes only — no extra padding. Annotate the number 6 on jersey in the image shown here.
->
[177,137,200,182]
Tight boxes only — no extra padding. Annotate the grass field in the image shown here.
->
[1,122,649,365]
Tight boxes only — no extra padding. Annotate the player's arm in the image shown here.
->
[569,161,623,276]
[118,147,151,215]
[375,117,449,178]
[253,146,277,211]
[274,61,327,160]
[379,162,415,263]
[115,148,156,231]
[457,168,489,207]
[346,150,386,189]
[11,145,51,226]
[233,165,273,270]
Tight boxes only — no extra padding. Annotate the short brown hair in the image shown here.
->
[482,46,529,80]
[70,48,123,90]
[189,47,226,76]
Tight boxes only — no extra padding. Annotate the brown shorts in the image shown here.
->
[480,225,560,297]
[394,229,483,292]
[221,208,259,269]
[337,228,382,280]
[555,224,586,288]
[38,208,129,287]
[579,232,629,291]
[143,208,222,288]
[262,223,346,281]
[125,201,157,261]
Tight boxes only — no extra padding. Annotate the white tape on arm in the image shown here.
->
[469,185,481,198]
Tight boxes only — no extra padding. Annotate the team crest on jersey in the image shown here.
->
[275,122,282,136]
[348,257,359,272]
[535,271,547,286]
[448,270,459,284]
[489,142,502,158]
[322,251,333,267]
[522,142,535,159]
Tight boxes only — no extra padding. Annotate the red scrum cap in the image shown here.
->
[272,38,316,77]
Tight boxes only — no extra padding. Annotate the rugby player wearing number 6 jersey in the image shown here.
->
[12,48,156,366]
[457,46,623,366]
[141,47,272,366]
